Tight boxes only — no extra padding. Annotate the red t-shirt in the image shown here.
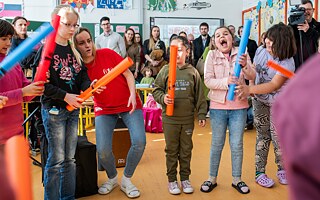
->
[85,48,142,116]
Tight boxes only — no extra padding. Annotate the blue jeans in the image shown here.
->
[42,108,79,200]
[95,109,146,179]
[209,109,247,177]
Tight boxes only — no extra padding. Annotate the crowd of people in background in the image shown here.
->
[1,0,320,199]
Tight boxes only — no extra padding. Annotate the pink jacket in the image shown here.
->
[0,54,33,144]
[204,47,252,109]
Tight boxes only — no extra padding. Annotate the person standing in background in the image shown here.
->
[228,25,240,46]
[124,28,140,80]
[95,16,126,58]
[193,22,211,67]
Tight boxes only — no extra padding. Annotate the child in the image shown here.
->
[236,22,296,188]
[140,67,154,86]
[39,5,94,200]
[152,36,207,195]
[0,19,45,200]
[201,26,255,194]
[73,27,145,198]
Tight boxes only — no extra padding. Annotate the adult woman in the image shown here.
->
[124,28,140,80]
[135,32,145,82]
[73,27,146,199]
[143,25,166,77]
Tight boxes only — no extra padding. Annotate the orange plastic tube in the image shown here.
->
[267,60,294,79]
[34,14,61,82]
[166,45,178,116]
[66,57,133,111]
[5,135,32,200]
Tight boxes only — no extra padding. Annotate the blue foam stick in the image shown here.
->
[227,19,252,101]
[0,23,54,78]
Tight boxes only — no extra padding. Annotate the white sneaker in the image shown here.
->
[206,111,210,118]
[98,178,118,195]
[168,181,181,195]
[181,180,194,194]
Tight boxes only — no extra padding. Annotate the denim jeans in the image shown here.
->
[209,108,247,177]
[42,108,79,200]
[95,109,146,179]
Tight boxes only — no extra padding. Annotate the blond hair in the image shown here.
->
[52,5,82,65]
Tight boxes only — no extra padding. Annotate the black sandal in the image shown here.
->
[232,181,250,194]
[200,181,217,193]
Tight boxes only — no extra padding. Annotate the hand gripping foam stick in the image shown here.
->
[166,45,178,116]
[66,57,133,111]
[5,135,32,200]
[0,23,54,79]
[33,15,61,82]
[267,60,294,79]
[227,19,252,101]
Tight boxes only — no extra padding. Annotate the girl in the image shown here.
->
[140,67,154,86]
[143,26,166,77]
[40,5,94,200]
[236,23,296,188]
[201,26,255,194]
[73,27,146,199]
[124,28,140,79]
[152,36,207,195]
[0,19,45,200]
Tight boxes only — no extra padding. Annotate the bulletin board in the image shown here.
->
[242,7,261,44]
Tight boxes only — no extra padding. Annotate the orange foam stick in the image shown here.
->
[34,14,61,82]
[166,45,178,116]
[267,60,294,79]
[66,57,133,111]
[5,135,32,200]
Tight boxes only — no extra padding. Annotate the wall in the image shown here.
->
[143,0,243,39]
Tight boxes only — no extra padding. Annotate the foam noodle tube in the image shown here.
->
[34,15,61,82]
[166,45,178,116]
[227,19,253,101]
[66,57,133,111]
[267,60,294,78]
[5,135,32,200]
[0,23,54,79]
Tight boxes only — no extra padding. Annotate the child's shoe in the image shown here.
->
[98,177,118,195]
[181,180,194,194]
[168,181,181,195]
[255,173,275,188]
[277,170,288,185]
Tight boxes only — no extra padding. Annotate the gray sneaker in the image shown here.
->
[168,181,181,195]
[181,180,194,194]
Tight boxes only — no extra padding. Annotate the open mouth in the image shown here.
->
[220,39,228,47]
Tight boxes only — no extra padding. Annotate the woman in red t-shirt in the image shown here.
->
[73,27,146,199]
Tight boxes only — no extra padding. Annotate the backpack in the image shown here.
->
[142,94,163,133]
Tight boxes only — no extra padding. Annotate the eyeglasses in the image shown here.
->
[305,8,314,12]
[61,21,79,29]
[101,23,110,26]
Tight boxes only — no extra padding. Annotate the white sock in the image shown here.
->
[109,175,118,184]
[122,175,139,196]
[208,176,217,184]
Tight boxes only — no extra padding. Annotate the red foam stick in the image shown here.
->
[267,60,295,79]
[166,45,178,116]
[5,135,32,200]
[33,14,61,82]
[66,57,133,111]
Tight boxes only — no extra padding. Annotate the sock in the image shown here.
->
[207,176,217,184]
[109,175,118,184]
[255,172,264,178]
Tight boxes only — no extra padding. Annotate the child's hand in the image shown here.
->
[22,81,45,97]
[64,93,84,109]
[239,54,248,68]
[90,79,106,94]
[235,84,250,100]
[199,119,206,127]
[127,94,137,114]
[0,96,8,109]
[228,73,238,85]
[164,94,173,105]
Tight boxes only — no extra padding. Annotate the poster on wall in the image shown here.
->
[97,0,133,10]
[242,7,260,43]
[147,0,177,12]
[60,0,94,13]
[260,0,286,35]
[0,2,22,17]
